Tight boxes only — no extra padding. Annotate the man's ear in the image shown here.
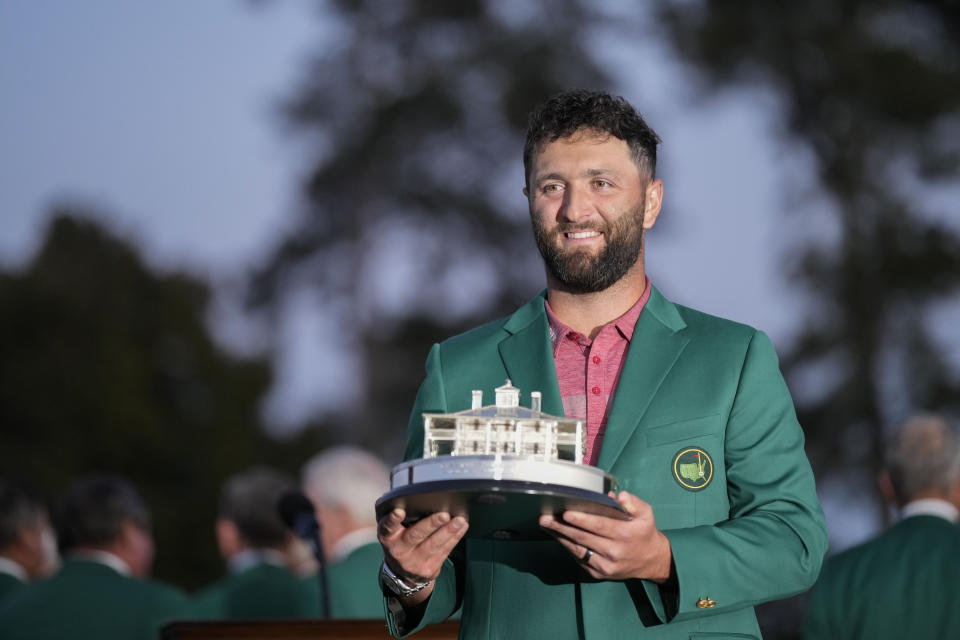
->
[642,179,663,230]
[522,185,529,198]
[877,470,899,507]
[949,477,960,513]
[215,518,242,558]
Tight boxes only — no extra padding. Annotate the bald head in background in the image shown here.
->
[881,413,960,510]
[301,446,389,562]
[300,446,389,619]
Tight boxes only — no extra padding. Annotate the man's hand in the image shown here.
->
[377,508,469,605]
[539,491,672,583]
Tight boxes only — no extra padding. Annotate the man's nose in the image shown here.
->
[559,185,593,223]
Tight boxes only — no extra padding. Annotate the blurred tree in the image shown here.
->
[660,0,960,490]
[250,0,617,454]
[658,1,960,636]
[0,210,330,589]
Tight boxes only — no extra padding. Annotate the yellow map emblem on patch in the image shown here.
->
[672,447,713,491]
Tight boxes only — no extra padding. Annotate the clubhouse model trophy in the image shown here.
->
[376,380,626,540]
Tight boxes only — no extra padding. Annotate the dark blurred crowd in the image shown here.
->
[2,413,960,640]
[0,446,389,639]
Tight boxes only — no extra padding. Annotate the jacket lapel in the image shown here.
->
[596,286,689,472]
[498,292,564,417]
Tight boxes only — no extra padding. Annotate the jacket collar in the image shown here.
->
[596,286,689,472]
[499,291,564,417]
[498,286,689,471]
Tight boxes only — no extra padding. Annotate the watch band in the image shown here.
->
[380,561,433,597]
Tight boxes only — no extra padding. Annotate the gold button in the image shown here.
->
[696,598,717,608]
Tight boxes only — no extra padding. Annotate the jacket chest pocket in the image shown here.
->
[614,414,729,529]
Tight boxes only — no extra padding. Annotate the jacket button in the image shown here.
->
[696,598,717,608]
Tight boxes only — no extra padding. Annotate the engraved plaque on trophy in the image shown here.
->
[376,380,627,540]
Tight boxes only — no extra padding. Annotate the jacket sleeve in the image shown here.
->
[385,343,466,637]
[641,330,828,622]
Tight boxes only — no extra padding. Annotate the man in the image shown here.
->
[0,474,186,640]
[377,90,828,638]
[301,446,389,618]
[186,466,319,619]
[0,479,58,606]
[803,414,960,638]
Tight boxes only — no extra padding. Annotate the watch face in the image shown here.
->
[381,562,429,596]
[381,563,409,595]
[382,575,404,596]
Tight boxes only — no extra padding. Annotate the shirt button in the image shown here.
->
[591,386,601,395]
[568,332,579,340]
[592,356,601,364]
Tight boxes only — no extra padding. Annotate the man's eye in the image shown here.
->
[593,179,612,189]
[542,184,563,194]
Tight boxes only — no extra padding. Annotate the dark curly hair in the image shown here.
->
[219,466,295,549]
[523,90,661,186]
[55,475,151,552]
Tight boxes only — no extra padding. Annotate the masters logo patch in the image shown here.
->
[672,447,713,491]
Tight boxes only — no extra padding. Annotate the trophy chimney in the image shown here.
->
[495,380,520,416]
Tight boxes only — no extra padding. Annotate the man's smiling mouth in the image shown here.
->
[564,230,601,239]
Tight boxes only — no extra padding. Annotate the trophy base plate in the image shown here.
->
[376,478,627,540]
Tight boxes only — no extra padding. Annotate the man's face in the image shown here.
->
[525,130,661,293]
[14,513,59,579]
[122,522,156,578]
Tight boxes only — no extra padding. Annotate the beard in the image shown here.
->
[532,204,645,294]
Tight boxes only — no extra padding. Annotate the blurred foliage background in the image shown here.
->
[1,1,958,635]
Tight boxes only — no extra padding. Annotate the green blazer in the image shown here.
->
[0,572,26,609]
[803,514,960,639]
[0,558,186,640]
[328,541,384,618]
[387,287,827,639]
[185,562,319,620]
[300,541,385,618]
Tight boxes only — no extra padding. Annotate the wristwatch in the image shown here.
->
[380,561,433,597]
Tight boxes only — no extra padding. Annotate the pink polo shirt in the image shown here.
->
[545,279,652,465]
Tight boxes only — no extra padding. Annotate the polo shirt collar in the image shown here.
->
[545,276,652,346]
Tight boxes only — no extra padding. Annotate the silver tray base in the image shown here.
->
[376,456,626,540]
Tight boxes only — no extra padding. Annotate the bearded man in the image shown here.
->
[378,89,827,639]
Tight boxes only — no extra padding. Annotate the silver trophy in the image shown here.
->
[376,380,626,540]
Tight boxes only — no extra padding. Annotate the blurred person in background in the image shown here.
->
[0,474,185,640]
[301,446,388,618]
[804,413,960,638]
[0,478,58,607]
[185,465,318,619]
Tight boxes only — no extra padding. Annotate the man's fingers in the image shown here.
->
[540,513,608,551]
[377,508,406,541]
[396,515,469,581]
[426,516,468,557]
[380,510,456,558]
[403,511,450,546]
[554,509,621,538]
[616,491,648,517]
[551,534,608,577]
